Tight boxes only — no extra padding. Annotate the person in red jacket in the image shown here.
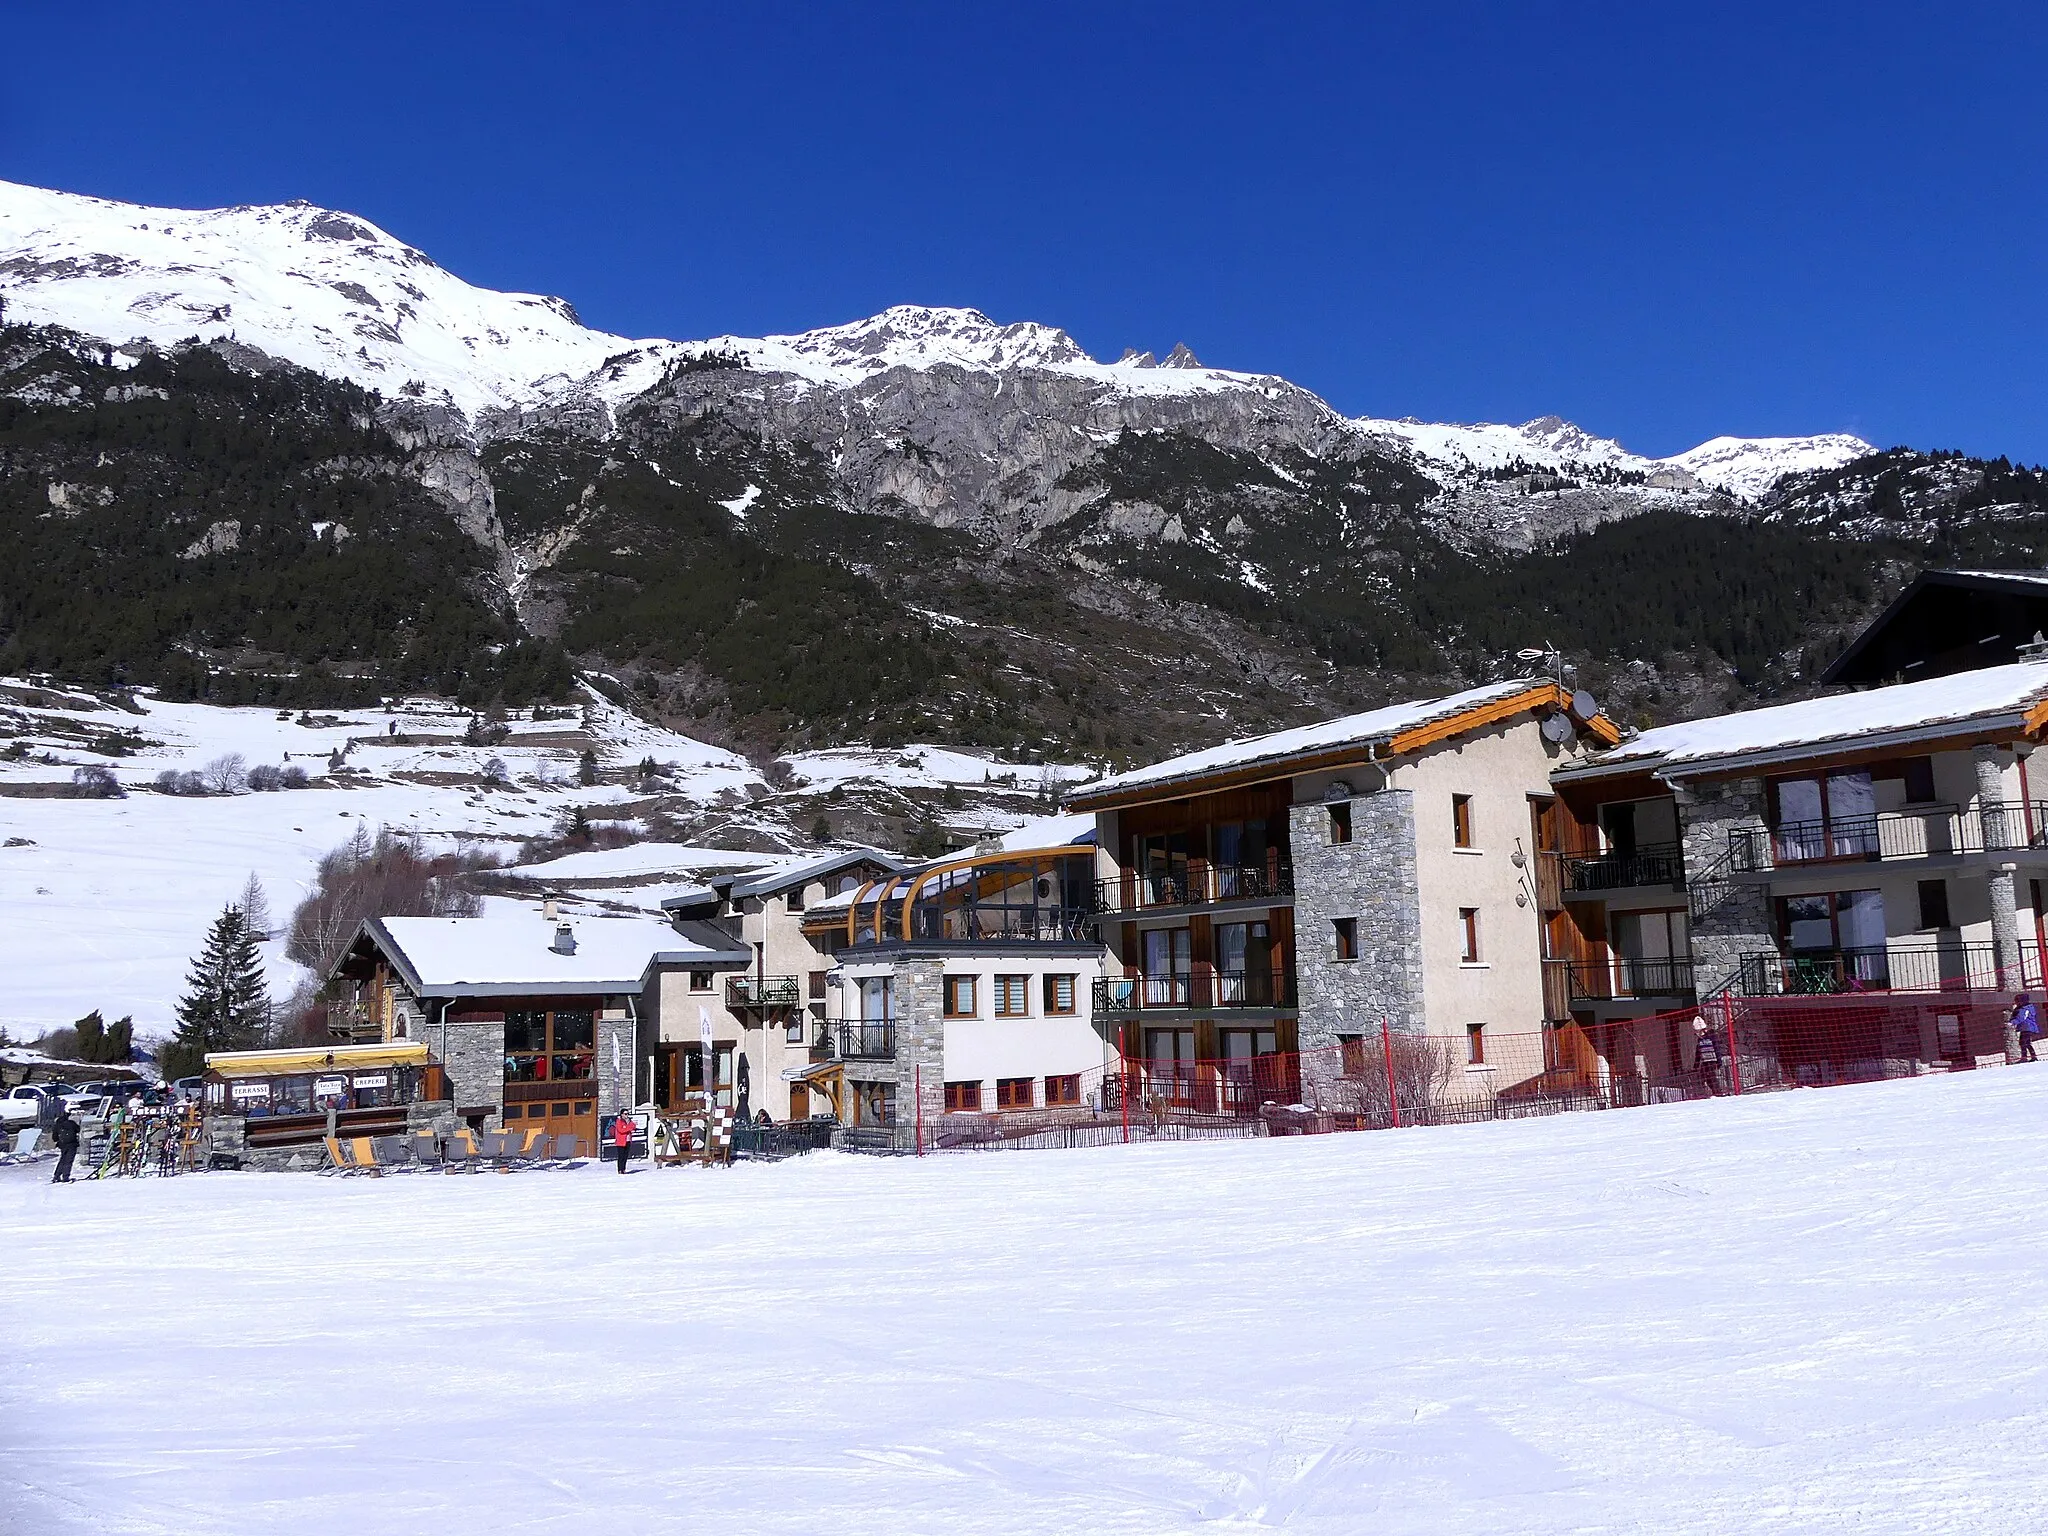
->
[610,1110,634,1173]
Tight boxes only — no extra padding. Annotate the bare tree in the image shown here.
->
[202,753,248,794]
[285,825,488,982]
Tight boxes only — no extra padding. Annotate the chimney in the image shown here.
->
[542,896,558,923]
[551,922,577,956]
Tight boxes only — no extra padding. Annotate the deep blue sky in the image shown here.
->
[3,2,2044,459]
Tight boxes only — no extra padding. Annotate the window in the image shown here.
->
[689,970,712,993]
[943,975,978,1017]
[503,1009,595,1083]
[1452,794,1474,848]
[1466,1023,1487,1065]
[1770,771,1877,862]
[808,970,827,1000]
[1044,973,1077,1014]
[784,1021,806,1046]
[1333,917,1358,961]
[944,1080,982,1112]
[1339,1035,1367,1077]
[786,886,805,913]
[994,974,1030,1016]
[1216,921,1274,1003]
[995,1077,1034,1110]
[1044,1073,1081,1106]
[1459,908,1481,963]
[1777,889,1888,987]
[1917,878,1952,930]
[1328,800,1352,844]
[1611,908,1689,995]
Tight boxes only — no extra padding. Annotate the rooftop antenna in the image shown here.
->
[1516,643,1563,685]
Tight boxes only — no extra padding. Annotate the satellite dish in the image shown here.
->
[1570,689,1598,719]
[1540,713,1574,744]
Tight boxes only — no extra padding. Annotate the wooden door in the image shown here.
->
[788,1082,810,1121]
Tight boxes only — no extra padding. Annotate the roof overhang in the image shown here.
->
[1555,709,2038,787]
[1069,682,1620,811]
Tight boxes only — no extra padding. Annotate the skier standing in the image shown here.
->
[50,1105,81,1183]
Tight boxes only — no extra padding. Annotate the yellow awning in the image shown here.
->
[205,1041,432,1078]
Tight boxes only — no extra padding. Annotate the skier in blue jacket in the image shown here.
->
[2011,994,2040,1063]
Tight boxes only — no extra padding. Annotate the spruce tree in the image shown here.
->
[166,904,271,1078]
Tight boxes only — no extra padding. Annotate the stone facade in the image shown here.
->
[426,1016,505,1120]
[1672,776,1774,997]
[1290,789,1426,1047]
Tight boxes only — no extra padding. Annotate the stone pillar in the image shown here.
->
[1672,776,1776,998]
[1976,746,2015,851]
[890,961,946,1135]
[1289,790,1425,1050]
[596,1011,636,1117]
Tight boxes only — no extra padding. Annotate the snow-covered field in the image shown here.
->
[5,1068,2046,1534]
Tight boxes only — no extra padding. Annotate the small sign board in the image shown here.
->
[230,1082,269,1101]
[351,1073,388,1089]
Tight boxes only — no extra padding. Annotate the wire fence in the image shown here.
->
[836,988,2033,1156]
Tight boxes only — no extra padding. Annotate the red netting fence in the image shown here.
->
[844,988,2033,1155]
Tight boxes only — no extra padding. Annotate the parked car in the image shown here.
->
[172,1076,205,1103]
[1,1084,61,1130]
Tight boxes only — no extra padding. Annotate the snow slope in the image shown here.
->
[0,685,763,1033]
[1664,433,1879,500]
[6,1067,2048,1534]
[1,178,1871,485]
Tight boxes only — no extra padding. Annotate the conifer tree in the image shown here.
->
[164,904,270,1079]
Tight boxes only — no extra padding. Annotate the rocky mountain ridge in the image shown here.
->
[0,178,1871,552]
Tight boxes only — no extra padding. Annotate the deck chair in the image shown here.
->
[442,1135,480,1174]
[347,1136,385,1176]
[551,1133,583,1164]
[370,1135,412,1171]
[411,1133,443,1171]
[10,1128,42,1160]
[515,1127,553,1166]
[322,1136,356,1176]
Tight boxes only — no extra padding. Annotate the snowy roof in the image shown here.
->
[727,847,902,900]
[361,913,749,997]
[1070,680,1558,806]
[954,812,1096,856]
[1561,661,2048,779]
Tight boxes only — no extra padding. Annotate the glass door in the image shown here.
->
[1142,927,1191,1005]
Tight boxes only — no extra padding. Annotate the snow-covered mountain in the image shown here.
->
[0,177,1870,501]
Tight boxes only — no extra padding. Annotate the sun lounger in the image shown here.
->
[411,1133,443,1171]
[442,1136,480,1174]
[513,1127,552,1166]
[551,1133,584,1165]
[323,1136,356,1176]
[370,1135,412,1171]
[347,1136,385,1176]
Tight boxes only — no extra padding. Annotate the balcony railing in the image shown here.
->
[1728,802,2048,872]
[1561,844,1685,892]
[820,1020,897,1059]
[726,974,802,1009]
[1092,863,1294,914]
[1734,942,2046,997]
[1093,971,1298,1014]
[1563,957,1695,1001]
